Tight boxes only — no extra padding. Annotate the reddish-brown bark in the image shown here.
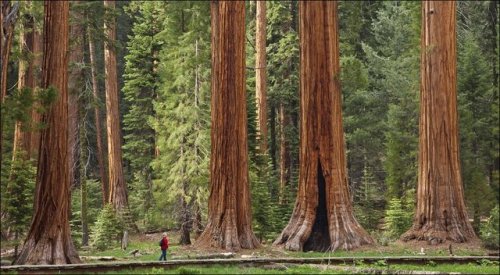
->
[255,0,268,154]
[87,23,109,205]
[29,31,42,157]
[1,1,18,103]
[1,1,19,168]
[273,1,373,252]
[14,1,81,264]
[196,1,259,251]
[104,0,128,211]
[401,1,476,244]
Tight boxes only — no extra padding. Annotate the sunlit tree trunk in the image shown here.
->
[104,0,128,211]
[196,1,259,251]
[1,2,19,169]
[255,0,268,153]
[14,1,81,264]
[87,22,109,205]
[401,1,476,244]
[273,1,373,252]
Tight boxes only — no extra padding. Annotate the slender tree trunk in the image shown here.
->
[87,23,109,205]
[68,3,84,189]
[255,0,268,154]
[401,1,476,244]
[193,204,203,237]
[29,31,42,158]
[104,0,136,236]
[79,108,89,247]
[273,1,373,252]
[196,1,259,251]
[103,0,128,211]
[279,103,290,205]
[1,1,18,103]
[1,2,19,169]
[269,106,277,170]
[14,1,81,264]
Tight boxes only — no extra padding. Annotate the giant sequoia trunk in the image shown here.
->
[14,1,81,264]
[104,0,128,211]
[273,1,373,252]
[401,1,476,244]
[196,1,259,251]
[255,0,268,153]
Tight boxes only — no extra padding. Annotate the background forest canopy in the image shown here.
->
[1,0,498,253]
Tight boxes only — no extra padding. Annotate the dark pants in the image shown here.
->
[159,249,167,261]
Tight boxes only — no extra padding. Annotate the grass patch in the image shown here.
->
[104,264,350,274]
[103,262,499,274]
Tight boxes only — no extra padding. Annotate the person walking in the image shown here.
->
[159,232,169,261]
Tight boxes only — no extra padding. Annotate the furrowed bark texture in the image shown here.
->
[104,0,128,211]
[87,24,109,204]
[14,1,81,265]
[255,0,268,153]
[401,1,476,244]
[273,1,373,252]
[196,1,259,251]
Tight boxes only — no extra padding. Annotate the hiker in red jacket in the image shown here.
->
[159,232,169,261]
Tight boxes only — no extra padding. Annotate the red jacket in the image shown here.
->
[160,237,169,250]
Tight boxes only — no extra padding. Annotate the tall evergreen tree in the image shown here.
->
[274,1,372,252]
[196,1,259,250]
[152,1,211,242]
[402,1,476,244]
[15,1,81,264]
[122,0,164,228]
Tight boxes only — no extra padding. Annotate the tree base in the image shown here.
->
[401,224,477,245]
[196,221,260,251]
[14,233,81,265]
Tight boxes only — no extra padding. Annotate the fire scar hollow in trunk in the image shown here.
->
[273,1,373,252]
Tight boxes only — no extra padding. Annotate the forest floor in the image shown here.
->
[68,231,494,263]
[1,231,499,274]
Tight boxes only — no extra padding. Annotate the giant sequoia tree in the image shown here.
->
[273,1,373,252]
[15,1,81,264]
[104,0,128,212]
[196,1,259,251]
[401,1,476,244]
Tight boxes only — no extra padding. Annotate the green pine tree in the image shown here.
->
[152,1,210,236]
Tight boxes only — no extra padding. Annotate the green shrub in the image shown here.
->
[385,198,412,238]
[90,205,123,250]
[480,205,499,250]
